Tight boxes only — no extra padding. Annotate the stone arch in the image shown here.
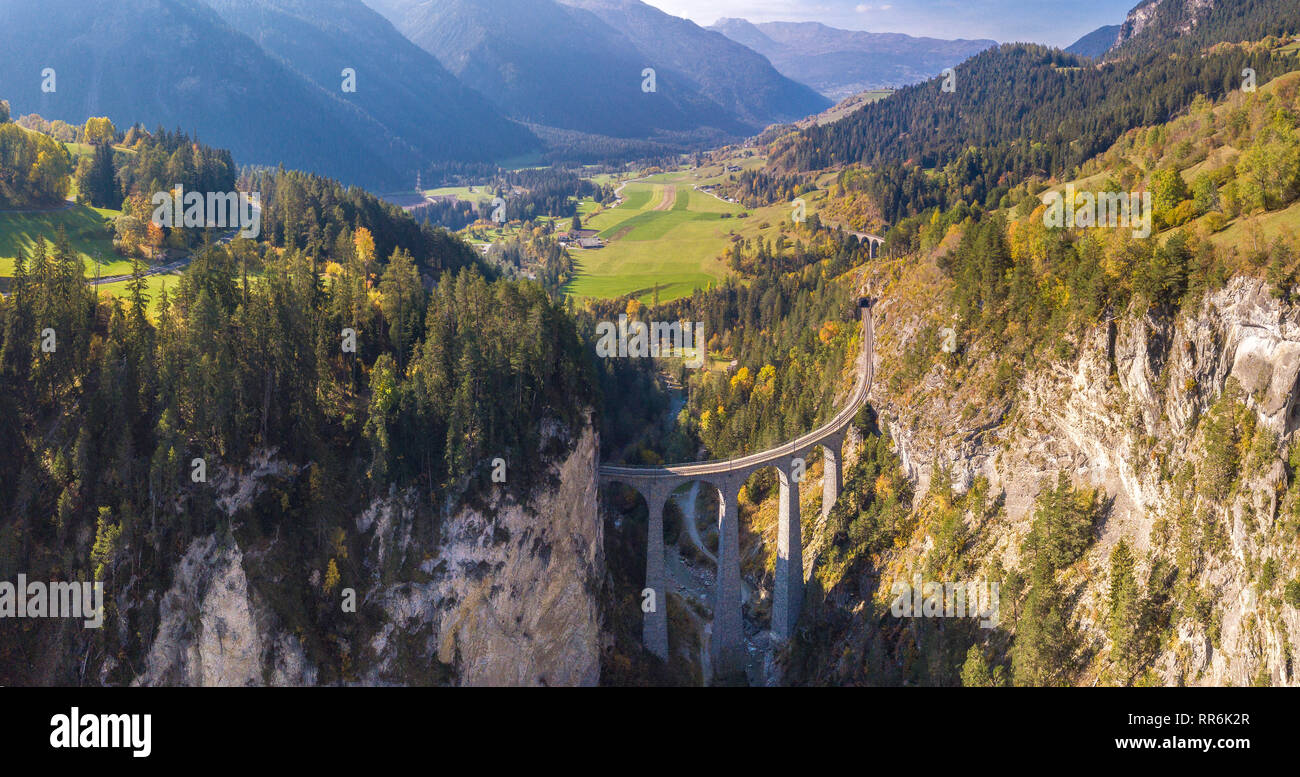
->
[592,304,871,678]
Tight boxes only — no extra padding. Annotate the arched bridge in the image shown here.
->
[599,303,875,676]
[850,231,885,259]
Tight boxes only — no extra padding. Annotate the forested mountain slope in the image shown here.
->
[0,0,536,190]
[772,41,1295,225]
[365,0,826,143]
[0,111,600,685]
[779,65,1300,686]
[1110,0,1299,57]
[202,0,539,166]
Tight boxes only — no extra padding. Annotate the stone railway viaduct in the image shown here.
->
[853,231,885,259]
[598,302,874,677]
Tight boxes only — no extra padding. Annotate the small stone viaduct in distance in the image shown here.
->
[598,302,875,678]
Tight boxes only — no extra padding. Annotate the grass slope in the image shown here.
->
[0,203,127,277]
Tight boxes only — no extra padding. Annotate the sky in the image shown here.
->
[642,0,1140,48]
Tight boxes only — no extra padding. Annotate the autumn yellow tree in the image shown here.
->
[146,221,166,251]
[324,559,341,592]
[83,117,116,146]
[354,227,376,286]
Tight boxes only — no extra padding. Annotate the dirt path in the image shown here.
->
[677,482,716,565]
[90,255,190,286]
[651,185,677,211]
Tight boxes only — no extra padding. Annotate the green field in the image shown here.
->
[0,203,129,277]
[566,181,736,302]
[422,185,488,201]
[95,271,182,313]
[566,166,793,303]
[0,200,183,314]
[1207,199,1300,249]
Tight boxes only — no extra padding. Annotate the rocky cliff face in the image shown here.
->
[133,534,317,686]
[1115,0,1218,49]
[362,423,603,686]
[821,272,1300,685]
[131,423,603,686]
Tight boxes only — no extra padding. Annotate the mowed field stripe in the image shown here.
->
[652,185,676,211]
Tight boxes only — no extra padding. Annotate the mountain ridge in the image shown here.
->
[709,17,997,100]
[559,0,830,129]
[365,0,828,144]
[202,0,539,171]
[0,0,536,190]
[1065,24,1122,58]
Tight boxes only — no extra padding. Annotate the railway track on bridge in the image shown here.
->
[599,302,874,480]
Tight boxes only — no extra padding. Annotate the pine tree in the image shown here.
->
[90,507,121,581]
[961,645,1004,687]
[1012,557,1076,686]
[378,248,424,366]
[127,256,149,327]
[1107,539,1141,684]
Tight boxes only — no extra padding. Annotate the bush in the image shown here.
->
[1259,557,1278,592]
[1284,579,1300,608]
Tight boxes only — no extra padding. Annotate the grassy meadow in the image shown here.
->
[566,162,795,303]
[0,203,126,277]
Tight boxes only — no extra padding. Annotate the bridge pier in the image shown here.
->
[822,433,843,520]
[642,486,670,661]
[712,477,746,679]
[773,463,803,642]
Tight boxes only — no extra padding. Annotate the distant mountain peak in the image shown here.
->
[709,18,996,101]
[1065,24,1122,59]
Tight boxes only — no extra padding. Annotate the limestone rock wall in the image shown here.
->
[132,422,603,686]
[868,275,1300,685]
